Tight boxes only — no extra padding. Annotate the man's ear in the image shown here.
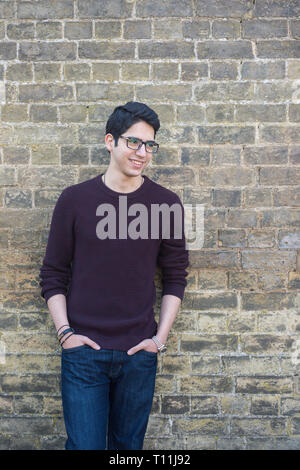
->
[105,133,114,153]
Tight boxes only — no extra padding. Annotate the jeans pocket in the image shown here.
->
[62,344,88,353]
[140,349,157,357]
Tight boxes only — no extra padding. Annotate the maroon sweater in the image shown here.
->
[39,173,189,350]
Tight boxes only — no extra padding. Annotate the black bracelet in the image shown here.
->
[58,327,74,340]
[60,332,74,347]
[57,324,70,335]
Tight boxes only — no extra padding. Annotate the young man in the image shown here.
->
[39,101,189,450]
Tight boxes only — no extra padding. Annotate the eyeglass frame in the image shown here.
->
[119,135,159,153]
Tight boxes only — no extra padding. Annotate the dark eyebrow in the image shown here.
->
[125,136,156,142]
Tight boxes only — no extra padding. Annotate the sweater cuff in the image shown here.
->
[43,289,67,305]
[162,283,186,301]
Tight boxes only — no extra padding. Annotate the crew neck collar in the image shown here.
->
[97,173,151,199]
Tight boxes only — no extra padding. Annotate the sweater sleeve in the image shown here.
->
[39,188,75,305]
[156,196,189,301]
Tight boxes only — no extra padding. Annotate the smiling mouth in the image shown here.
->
[130,159,144,167]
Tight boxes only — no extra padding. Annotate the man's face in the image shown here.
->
[105,120,156,178]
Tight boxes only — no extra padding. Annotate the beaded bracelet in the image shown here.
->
[57,324,70,335]
[58,327,74,341]
[60,332,74,347]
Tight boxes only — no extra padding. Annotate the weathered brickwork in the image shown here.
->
[0,0,300,450]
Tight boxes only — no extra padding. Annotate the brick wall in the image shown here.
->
[0,0,300,450]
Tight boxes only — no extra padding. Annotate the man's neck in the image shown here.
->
[102,170,144,193]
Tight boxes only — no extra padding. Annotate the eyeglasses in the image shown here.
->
[120,135,159,154]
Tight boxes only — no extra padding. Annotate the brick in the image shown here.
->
[181,63,208,81]
[188,250,238,269]
[228,271,257,290]
[241,293,297,311]
[138,41,194,59]
[228,313,256,332]
[197,40,253,59]
[261,208,300,228]
[161,395,190,414]
[227,209,258,228]
[278,230,300,249]
[6,63,33,82]
[153,63,179,81]
[1,104,28,122]
[254,1,300,18]
[212,147,241,165]
[236,377,293,394]
[34,63,61,82]
[177,106,205,124]
[181,334,238,353]
[231,418,287,437]
[153,20,182,39]
[241,334,294,355]
[4,189,32,209]
[17,0,73,19]
[287,60,300,78]
[78,0,133,18]
[172,417,228,435]
[241,61,285,79]
[191,396,219,414]
[206,104,234,122]
[291,20,300,39]
[19,42,76,61]
[198,126,255,145]
[77,83,133,101]
[248,230,275,248]
[136,0,193,18]
[244,146,288,165]
[260,126,300,144]
[243,189,272,208]
[218,229,246,247]
[180,376,234,394]
[7,22,35,40]
[242,20,287,39]
[212,20,240,39]
[78,41,135,60]
[0,42,16,59]
[236,104,286,122]
[64,63,90,81]
[257,40,300,58]
[289,104,300,122]
[19,84,73,102]
[124,20,151,39]
[195,0,253,17]
[213,190,241,207]
[31,146,59,165]
[60,105,87,123]
[161,355,190,375]
[222,356,279,376]
[221,395,250,415]
[36,21,62,39]
[198,81,252,101]
[30,105,57,123]
[197,270,227,289]
[183,20,210,39]
[273,188,300,207]
[210,62,238,79]
[64,21,92,39]
[61,146,89,165]
[122,63,149,81]
[191,356,221,374]
[95,21,121,39]
[258,312,300,333]
[256,82,296,102]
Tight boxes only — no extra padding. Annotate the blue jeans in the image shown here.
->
[61,345,158,450]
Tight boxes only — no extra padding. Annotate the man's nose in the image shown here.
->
[136,143,147,157]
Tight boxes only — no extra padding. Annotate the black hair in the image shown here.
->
[105,101,160,148]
